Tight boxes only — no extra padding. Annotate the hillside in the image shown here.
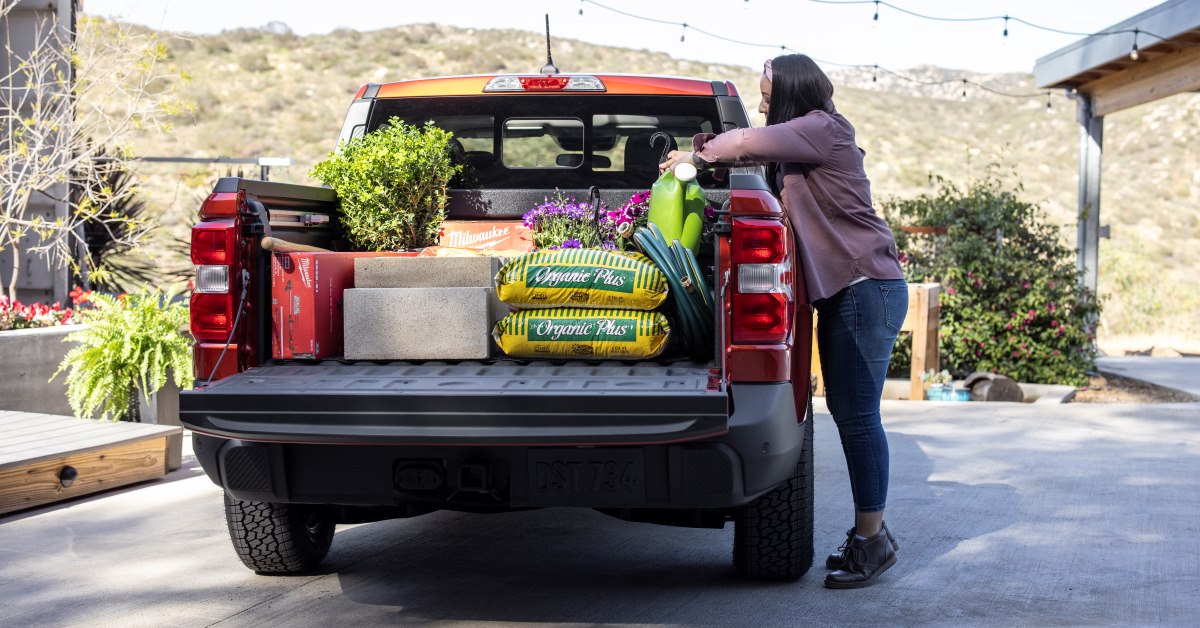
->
[94,21,1200,347]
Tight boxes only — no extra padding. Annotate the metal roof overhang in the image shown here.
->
[1034,0,1200,116]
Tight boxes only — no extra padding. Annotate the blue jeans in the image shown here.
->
[814,279,907,513]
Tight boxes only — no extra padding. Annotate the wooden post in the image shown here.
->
[809,282,940,400]
[907,283,941,401]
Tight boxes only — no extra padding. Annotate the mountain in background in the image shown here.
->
[98,21,1200,346]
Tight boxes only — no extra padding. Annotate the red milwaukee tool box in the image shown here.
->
[270,252,410,359]
[439,220,534,251]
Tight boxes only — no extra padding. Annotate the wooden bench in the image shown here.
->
[0,411,182,515]
[810,282,941,401]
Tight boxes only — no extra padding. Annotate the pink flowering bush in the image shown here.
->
[881,174,1100,386]
[0,288,94,331]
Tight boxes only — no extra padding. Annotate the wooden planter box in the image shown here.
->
[0,411,180,515]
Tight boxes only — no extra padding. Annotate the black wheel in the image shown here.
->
[223,493,335,574]
[733,399,815,580]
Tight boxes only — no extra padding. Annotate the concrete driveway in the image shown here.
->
[2,400,1199,627]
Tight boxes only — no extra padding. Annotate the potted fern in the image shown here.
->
[52,290,193,423]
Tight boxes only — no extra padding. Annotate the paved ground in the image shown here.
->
[3,400,1199,627]
[1096,356,1200,398]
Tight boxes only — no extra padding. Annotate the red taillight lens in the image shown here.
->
[191,221,236,265]
[198,192,239,218]
[731,217,793,345]
[732,220,786,265]
[732,292,790,344]
[519,76,569,90]
[190,292,233,341]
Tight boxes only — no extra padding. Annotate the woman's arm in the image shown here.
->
[659,112,837,171]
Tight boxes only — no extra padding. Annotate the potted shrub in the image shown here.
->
[310,118,462,251]
[52,290,192,422]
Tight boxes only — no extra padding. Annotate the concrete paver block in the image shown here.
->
[343,287,506,360]
[355,256,499,289]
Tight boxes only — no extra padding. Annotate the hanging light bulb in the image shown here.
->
[872,64,878,83]
[1045,91,1052,112]
[961,79,968,102]
[1002,16,1009,44]
[680,23,687,43]
[872,0,880,27]
[578,0,583,18]
[1129,28,1140,61]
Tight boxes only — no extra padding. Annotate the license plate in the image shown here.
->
[528,449,645,506]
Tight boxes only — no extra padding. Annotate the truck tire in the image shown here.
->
[732,401,814,580]
[224,493,335,574]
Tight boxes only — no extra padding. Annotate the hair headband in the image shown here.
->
[763,58,772,82]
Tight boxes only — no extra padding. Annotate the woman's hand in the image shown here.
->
[659,150,694,173]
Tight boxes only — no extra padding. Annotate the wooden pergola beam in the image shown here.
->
[1080,45,1200,117]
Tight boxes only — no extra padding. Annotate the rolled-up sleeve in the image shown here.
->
[695,111,836,166]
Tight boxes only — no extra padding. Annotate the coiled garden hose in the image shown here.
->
[633,224,714,361]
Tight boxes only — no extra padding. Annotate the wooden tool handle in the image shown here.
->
[261,237,331,253]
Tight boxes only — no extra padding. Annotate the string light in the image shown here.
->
[680,23,687,43]
[1002,15,1009,41]
[805,0,1199,48]
[872,0,880,26]
[1130,28,1140,61]
[577,0,1068,102]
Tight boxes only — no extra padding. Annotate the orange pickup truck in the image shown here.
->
[180,72,814,580]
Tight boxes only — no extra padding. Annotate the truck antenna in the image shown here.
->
[540,14,560,75]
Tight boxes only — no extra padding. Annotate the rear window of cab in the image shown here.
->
[365,95,724,189]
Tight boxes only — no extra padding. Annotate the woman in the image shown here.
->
[660,54,906,589]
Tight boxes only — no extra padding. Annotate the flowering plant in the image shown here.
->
[598,190,652,250]
[882,173,1099,386]
[0,287,93,331]
[522,191,608,250]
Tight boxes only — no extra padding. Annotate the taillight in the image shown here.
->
[483,75,606,92]
[190,219,236,341]
[731,219,793,345]
[190,292,233,340]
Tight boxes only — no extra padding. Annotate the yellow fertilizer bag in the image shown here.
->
[495,249,668,310]
[492,309,671,359]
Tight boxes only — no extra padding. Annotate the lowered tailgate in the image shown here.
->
[180,361,728,446]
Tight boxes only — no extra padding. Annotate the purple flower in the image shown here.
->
[560,238,582,249]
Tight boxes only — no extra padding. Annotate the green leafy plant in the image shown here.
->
[52,291,193,422]
[882,173,1100,386]
[310,118,461,251]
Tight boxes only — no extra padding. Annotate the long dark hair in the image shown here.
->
[766,54,835,191]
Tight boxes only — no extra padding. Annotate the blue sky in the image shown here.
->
[85,0,1163,74]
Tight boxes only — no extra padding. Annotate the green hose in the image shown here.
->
[633,224,714,361]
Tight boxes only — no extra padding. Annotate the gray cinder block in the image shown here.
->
[354,256,499,289]
[343,287,506,360]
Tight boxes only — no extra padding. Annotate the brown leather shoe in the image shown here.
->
[826,523,898,570]
[824,528,897,589]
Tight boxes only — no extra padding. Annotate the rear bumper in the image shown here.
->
[191,382,804,510]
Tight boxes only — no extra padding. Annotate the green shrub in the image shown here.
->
[310,118,461,251]
[52,291,193,422]
[881,174,1100,386]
